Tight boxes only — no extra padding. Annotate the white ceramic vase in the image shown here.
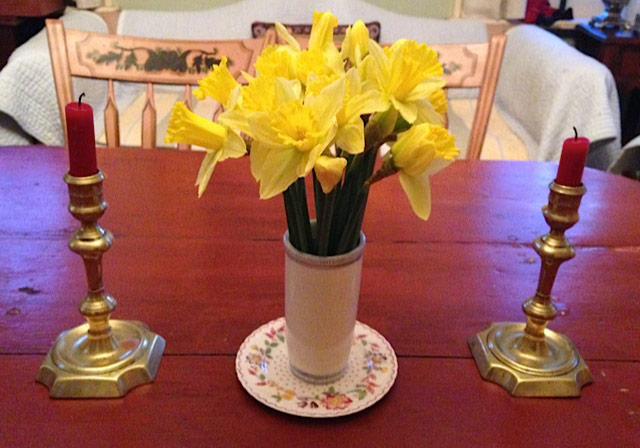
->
[283,230,366,384]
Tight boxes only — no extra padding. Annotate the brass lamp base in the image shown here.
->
[37,320,165,398]
[469,322,592,397]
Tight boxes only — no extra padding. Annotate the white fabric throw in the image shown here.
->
[495,24,621,168]
[0,8,108,146]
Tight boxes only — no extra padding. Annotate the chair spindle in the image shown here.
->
[141,83,157,149]
[104,79,120,148]
[178,85,192,151]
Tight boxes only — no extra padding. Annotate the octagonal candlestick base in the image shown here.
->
[469,181,593,397]
[36,171,165,398]
[468,323,592,397]
[37,320,165,398]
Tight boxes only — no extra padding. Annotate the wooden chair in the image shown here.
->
[45,19,275,149]
[431,35,507,160]
[283,32,507,160]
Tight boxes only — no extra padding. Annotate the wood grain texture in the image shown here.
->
[0,356,638,447]
[1,146,639,445]
[1,235,640,361]
[1,147,639,246]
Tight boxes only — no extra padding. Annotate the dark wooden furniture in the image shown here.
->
[1,146,639,446]
[0,0,66,69]
[576,23,640,145]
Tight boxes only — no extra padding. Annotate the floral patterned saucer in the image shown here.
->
[236,317,398,418]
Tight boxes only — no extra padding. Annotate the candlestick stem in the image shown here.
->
[468,181,593,397]
[37,171,165,398]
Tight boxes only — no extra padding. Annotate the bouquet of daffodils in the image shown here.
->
[166,12,458,256]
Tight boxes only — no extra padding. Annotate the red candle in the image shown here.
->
[555,129,589,187]
[65,94,98,177]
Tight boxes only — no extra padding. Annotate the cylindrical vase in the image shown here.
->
[283,231,366,384]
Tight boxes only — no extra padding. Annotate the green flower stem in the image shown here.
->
[313,171,324,226]
[317,186,337,256]
[295,177,314,254]
[336,183,370,254]
[283,187,301,250]
[334,119,389,254]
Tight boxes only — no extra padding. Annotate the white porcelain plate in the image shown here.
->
[236,317,398,418]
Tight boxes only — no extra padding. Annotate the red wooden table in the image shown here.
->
[1,146,639,447]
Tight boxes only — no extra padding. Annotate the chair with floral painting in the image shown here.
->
[45,18,275,149]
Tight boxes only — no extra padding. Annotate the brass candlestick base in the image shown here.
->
[37,171,165,398]
[469,181,593,397]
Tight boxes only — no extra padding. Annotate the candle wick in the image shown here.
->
[573,126,578,140]
[78,93,86,107]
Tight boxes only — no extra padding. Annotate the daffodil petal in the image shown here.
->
[249,112,287,149]
[249,140,269,181]
[275,22,301,52]
[195,150,223,198]
[303,124,337,175]
[309,77,345,132]
[345,89,389,122]
[219,129,246,161]
[309,11,338,52]
[367,39,389,82]
[415,99,444,126]
[259,147,302,199]
[405,78,447,102]
[218,109,252,136]
[423,156,454,176]
[390,97,418,124]
[165,102,227,150]
[274,77,300,106]
[399,171,431,220]
[314,155,347,193]
[336,120,364,154]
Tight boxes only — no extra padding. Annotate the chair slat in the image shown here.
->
[45,20,74,146]
[466,34,507,160]
[177,85,192,151]
[141,83,156,149]
[63,27,269,84]
[104,79,120,148]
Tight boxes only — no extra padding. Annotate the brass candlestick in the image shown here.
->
[468,181,593,397]
[37,171,165,398]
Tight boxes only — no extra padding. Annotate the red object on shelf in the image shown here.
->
[555,133,589,186]
[65,98,98,177]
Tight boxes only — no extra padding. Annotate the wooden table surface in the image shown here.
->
[1,146,639,447]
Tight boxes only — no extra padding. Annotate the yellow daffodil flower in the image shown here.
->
[341,20,369,66]
[248,76,345,199]
[314,155,347,193]
[275,12,343,88]
[192,56,238,107]
[309,11,338,53]
[165,102,246,197]
[335,68,388,154]
[390,123,458,219]
[254,45,297,80]
[366,39,446,124]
